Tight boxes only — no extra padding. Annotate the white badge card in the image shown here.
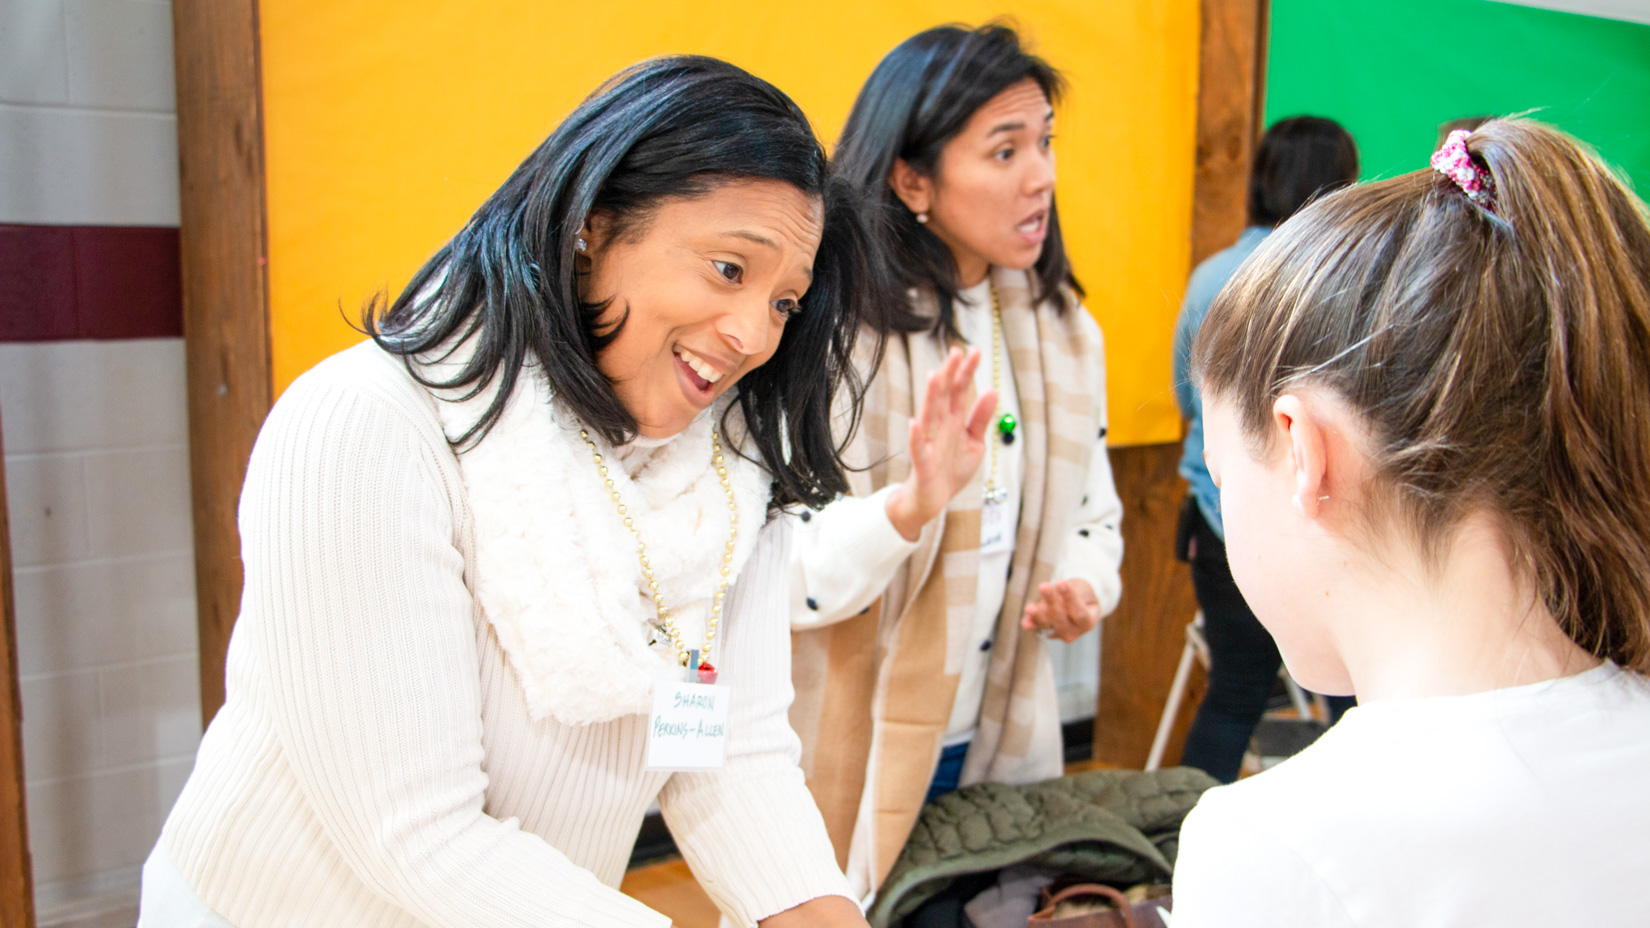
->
[645,681,731,771]
[980,499,1014,556]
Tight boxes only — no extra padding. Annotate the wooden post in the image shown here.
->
[1191,0,1270,266]
[0,410,38,928]
[1098,445,1203,768]
[172,0,274,724]
[1095,0,1269,769]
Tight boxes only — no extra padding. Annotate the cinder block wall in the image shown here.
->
[0,0,199,921]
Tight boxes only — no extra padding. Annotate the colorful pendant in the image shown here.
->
[685,648,718,683]
[997,412,1018,445]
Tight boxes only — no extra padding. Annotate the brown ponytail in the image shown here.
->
[1194,118,1650,674]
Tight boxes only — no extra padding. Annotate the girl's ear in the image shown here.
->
[1274,393,1329,520]
[889,158,933,216]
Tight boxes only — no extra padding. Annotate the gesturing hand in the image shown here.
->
[1021,579,1101,643]
[885,348,999,542]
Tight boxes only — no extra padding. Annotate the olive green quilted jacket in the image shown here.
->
[867,767,1217,927]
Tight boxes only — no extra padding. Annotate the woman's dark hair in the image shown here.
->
[363,56,877,510]
[1197,118,1650,673]
[833,22,1081,336]
[1248,116,1360,227]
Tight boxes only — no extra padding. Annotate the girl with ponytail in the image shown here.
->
[1170,119,1650,927]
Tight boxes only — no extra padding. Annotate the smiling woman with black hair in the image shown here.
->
[139,57,874,928]
[786,23,1124,901]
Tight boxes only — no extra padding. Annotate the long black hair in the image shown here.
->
[833,22,1082,337]
[364,56,877,510]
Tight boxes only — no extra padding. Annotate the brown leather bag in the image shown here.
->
[1027,884,1173,928]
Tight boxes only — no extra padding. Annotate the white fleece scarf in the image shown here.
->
[431,366,772,725]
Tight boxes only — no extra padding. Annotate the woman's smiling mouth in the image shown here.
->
[675,345,727,394]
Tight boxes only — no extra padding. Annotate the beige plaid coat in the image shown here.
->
[789,267,1110,899]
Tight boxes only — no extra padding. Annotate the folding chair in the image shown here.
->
[1144,612,1325,771]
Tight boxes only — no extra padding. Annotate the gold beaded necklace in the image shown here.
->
[982,285,1017,504]
[579,425,738,680]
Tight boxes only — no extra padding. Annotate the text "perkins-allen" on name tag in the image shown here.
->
[645,681,731,771]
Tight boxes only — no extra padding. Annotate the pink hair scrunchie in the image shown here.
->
[1431,129,1499,213]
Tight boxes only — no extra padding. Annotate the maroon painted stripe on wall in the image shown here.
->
[0,224,183,342]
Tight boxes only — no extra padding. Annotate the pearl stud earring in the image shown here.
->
[915,212,929,224]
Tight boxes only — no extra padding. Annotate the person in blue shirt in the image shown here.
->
[1172,116,1360,783]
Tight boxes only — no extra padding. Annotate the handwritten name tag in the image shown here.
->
[980,498,1014,556]
[645,681,731,771]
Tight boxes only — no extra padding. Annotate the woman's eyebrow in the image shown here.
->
[716,226,811,277]
[717,229,812,281]
[721,229,778,249]
[986,110,1055,137]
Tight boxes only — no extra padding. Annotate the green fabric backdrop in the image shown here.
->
[1265,0,1650,190]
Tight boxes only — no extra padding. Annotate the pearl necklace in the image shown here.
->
[580,426,737,683]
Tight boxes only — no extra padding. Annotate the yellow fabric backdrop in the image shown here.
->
[259,1,1197,446]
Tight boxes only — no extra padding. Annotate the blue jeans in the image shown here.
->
[925,742,970,804]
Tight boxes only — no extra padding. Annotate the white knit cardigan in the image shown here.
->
[152,341,849,927]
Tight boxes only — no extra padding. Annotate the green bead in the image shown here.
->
[997,413,1018,435]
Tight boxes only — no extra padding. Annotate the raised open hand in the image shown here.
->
[885,347,999,541]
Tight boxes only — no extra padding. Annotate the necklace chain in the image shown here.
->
[983,286,1009,504]
[580,426,738,669]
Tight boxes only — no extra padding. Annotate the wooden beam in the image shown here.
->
[1097,443,1204,768]
[0,411,38,928]
[1095,0,1269,769]
[1252,0,1271,158]
[172,0,273,724]
[1190,0,1269,267]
